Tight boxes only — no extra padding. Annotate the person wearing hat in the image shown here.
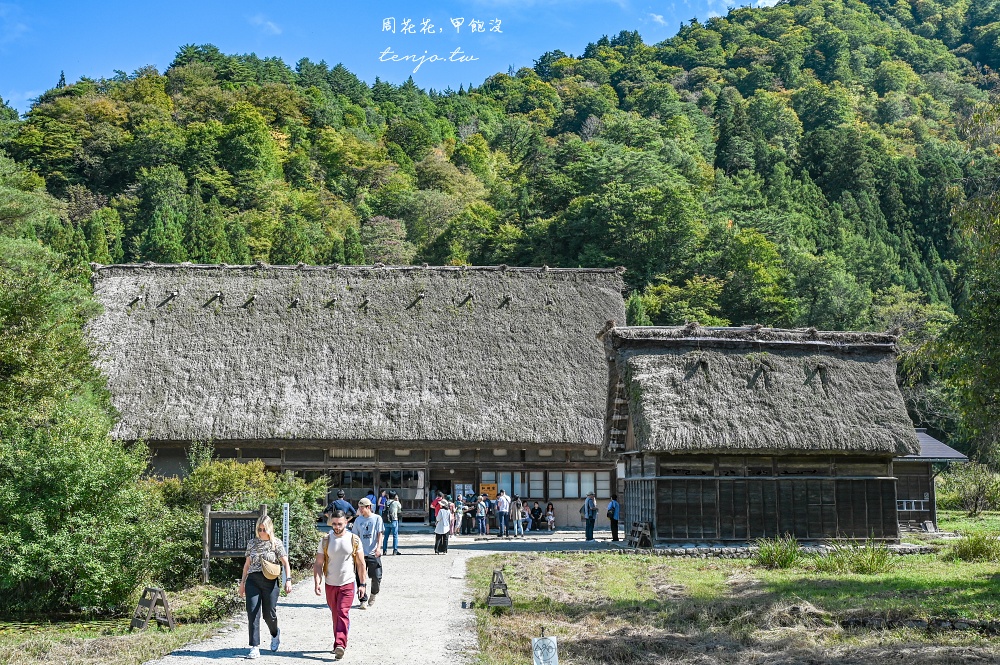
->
[582,491,598,541]
[323,489,356,523]
[349,497,384,609]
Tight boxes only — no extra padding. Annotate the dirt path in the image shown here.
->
[144,529,611,665]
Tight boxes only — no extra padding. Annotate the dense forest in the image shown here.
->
[1,0,999,453]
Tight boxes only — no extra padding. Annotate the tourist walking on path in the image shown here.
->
[607,494,621,542]
[476,494,488,536]
[381,491,402,555]
[377,490,388,515]
[435,500,452,553]
[495,490,511,538]
[582,491,598,541]
[350,498,384,609]
[315,510,367,660]
[324,489,356,523]
[239,515,292,660]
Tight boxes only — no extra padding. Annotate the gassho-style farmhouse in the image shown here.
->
[87,262,965,541]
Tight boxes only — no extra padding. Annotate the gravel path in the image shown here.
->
[144,529,612,665]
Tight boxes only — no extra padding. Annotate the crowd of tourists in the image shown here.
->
[236,488,621,660]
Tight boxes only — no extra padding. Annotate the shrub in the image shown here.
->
[752,535,801,569]
[146,455,326,588]
[814,538,896,575]
[936,463,1000,516]
[945,531,1000,562]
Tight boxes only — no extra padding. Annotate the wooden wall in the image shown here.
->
[623,453,900,542]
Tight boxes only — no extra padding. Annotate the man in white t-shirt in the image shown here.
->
[495,489,511,538]
[349,498,384,609]
[314,510,367,660]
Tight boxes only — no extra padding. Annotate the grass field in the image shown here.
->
[468,552,1000,664]
[938,510,1000,535]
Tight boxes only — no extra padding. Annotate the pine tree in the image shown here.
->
[225,215,251,264]
[140,207,187,263]
[269,215,314,265]
[186,188,231,263]
[57,71,66,89]
[82,211,112,264]
[626,292,652,326]
[344,225,366,265]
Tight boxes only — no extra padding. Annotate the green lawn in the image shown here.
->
[938,510,1000,535]
[468,552,1000,665]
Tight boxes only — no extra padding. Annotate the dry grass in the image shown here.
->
[0,623,222,665]
[0,584,240,665]
[467,552,1000,665]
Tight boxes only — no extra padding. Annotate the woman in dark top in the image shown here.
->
[239,515,292,660]
[530,502,543,530]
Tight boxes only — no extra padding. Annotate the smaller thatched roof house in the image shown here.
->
[603,324,920,543]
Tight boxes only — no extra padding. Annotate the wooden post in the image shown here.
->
[260,503,268,520]
[202,504,211,584]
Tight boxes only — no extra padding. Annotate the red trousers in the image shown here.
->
[324,582,355,648]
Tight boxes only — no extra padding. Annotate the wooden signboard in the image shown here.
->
[202,504,266,583]
[480,483,498,500]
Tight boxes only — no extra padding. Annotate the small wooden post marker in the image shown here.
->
[129,587,176,631]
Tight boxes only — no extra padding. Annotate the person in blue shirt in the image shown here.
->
[323,490,356,523]
[607,494,621,542]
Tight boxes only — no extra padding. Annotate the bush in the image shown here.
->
[945,531,1000,562]
[147,455,326,589]
[752,535,801,569]
[936,463,1000,515]
[814,539,896,575]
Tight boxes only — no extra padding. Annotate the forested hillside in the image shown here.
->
[2,0,999,444]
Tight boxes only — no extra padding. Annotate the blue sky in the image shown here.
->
[0,0,770,113]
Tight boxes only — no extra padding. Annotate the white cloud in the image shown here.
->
[649,13,667,26]
[0,3,29,45]
[249,14,282,36]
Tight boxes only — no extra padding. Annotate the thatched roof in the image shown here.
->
[88,263,625,446]
[603,325,919,456]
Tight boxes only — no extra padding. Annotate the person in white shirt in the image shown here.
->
[495,489,512,538]
[314,510,367,660]
[434,501,453,553]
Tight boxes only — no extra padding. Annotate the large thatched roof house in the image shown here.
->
[603,324,921,542]
[89,263,625,521]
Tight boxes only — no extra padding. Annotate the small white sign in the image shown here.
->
[532,636,558,665]
[282,503,290,585]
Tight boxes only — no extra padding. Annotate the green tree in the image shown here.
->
[625,291,652,326]
[0,238,161,613]
[343,225,365,264]
[139,205,188,263]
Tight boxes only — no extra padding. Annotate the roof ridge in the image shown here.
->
[91,262,627,276]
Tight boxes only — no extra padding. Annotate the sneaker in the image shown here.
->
[393,550,400,555]
[270,629,280,652]
[334,645,346,659]
[367,594,376,607]
[247,646,260,660]
[359,599,368,610]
